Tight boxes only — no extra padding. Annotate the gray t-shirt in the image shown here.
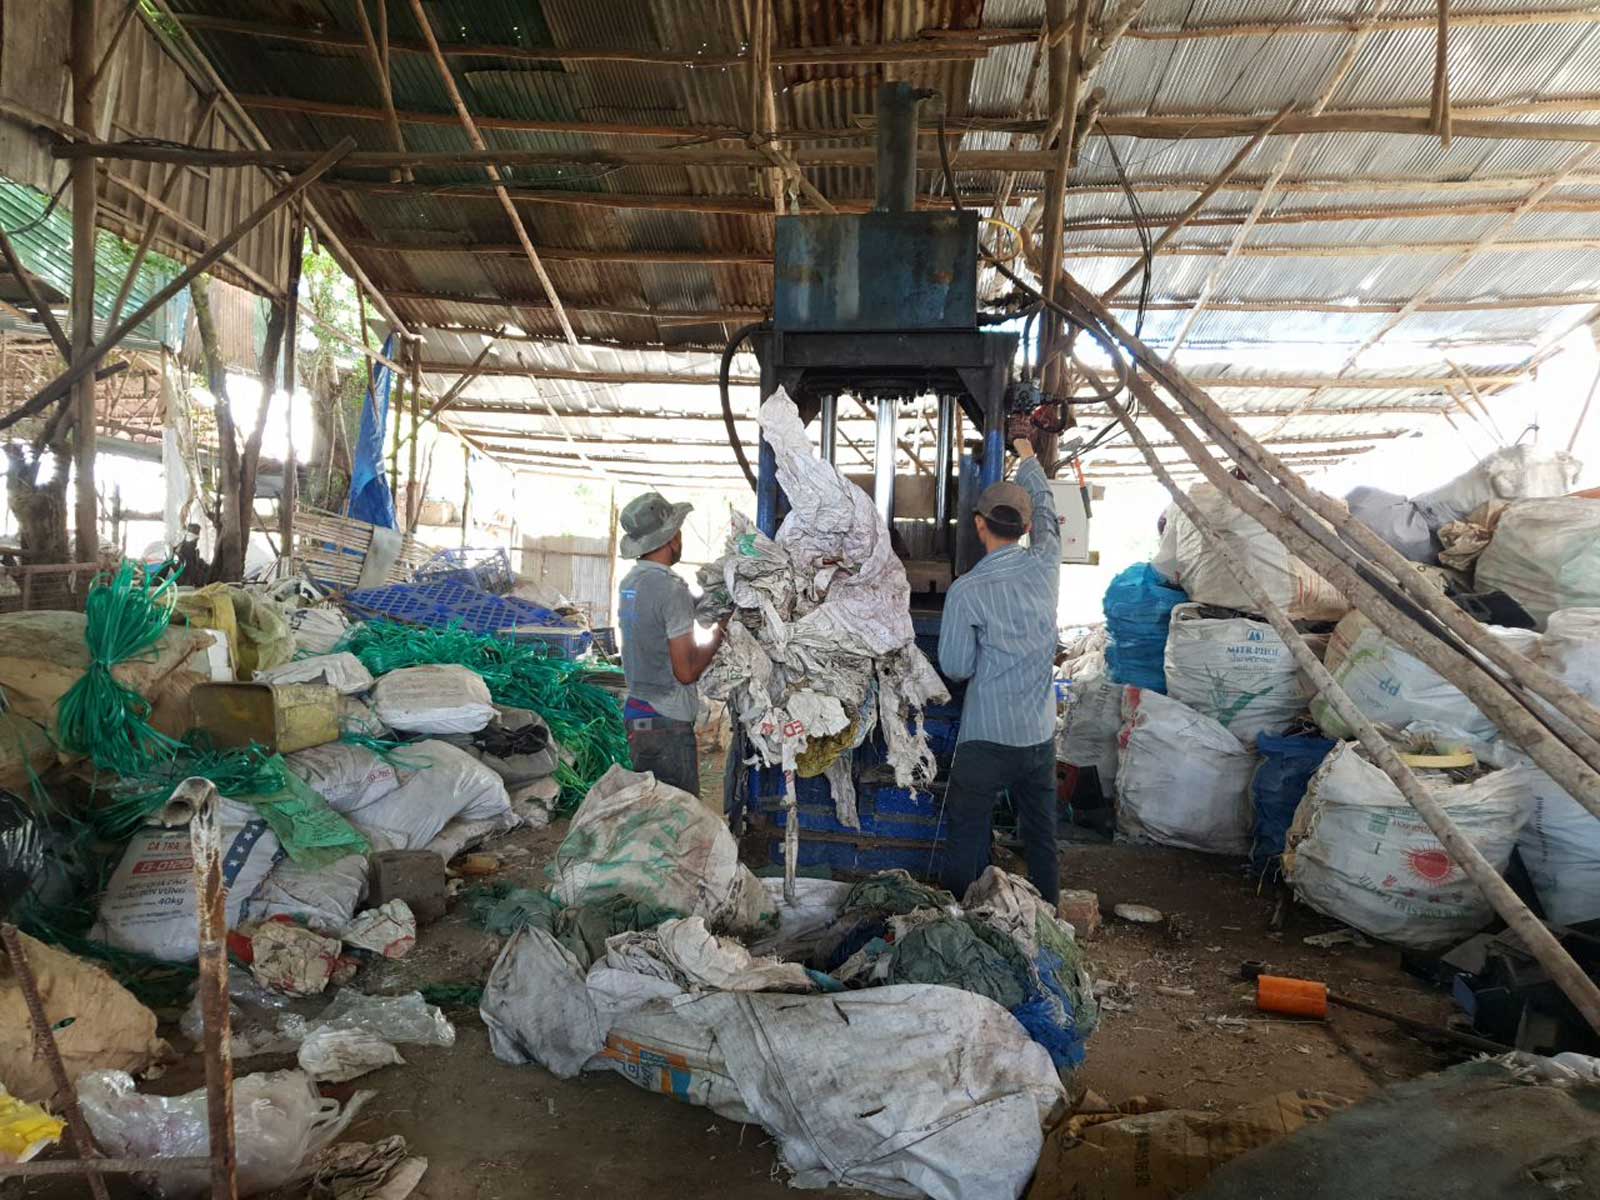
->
[618,560,699,721]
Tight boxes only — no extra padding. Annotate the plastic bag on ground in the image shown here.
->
[1537,607,1600,699]
[1286,744,1532,948]
[305,989,455,1048]
[480,927,602,1078]
[1514,761,1600,927]
[370,665,495,735]
[549,764,772,936]
[296,1027,404,1082]
[1476,497,1600,629]
[77,1068,369,1197]
[1171,482,1348,621]
[1163,603,1312,747]
[603,917,815,992]
[244,852,370,935]
[254,652,374,694]
[92,800,282,961]
[1102,564,1185,692]
[247,920,345,997]
[1116,688,1254,855]
[0,932,167,1104]
[341,900,417,958]
[341,739,511,852]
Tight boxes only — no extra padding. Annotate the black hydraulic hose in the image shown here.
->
[722,321,767,491]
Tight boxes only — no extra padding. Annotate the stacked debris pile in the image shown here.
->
[1062,443,1600,951]
[697,389,949,827]
[479,764,1096,1200]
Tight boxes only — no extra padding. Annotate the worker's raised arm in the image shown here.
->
[667,628,724,684]
[937,588,979,682]
[1013,441,1060,562]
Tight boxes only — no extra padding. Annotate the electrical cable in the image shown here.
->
[720,320,767,490]
[0,177,70,239]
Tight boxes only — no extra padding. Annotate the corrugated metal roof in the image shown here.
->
[102,0,1600,474]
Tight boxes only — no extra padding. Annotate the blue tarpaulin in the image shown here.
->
[347,333,397,528]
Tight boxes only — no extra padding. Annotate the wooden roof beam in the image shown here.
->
[415,361,1519,389]
[403,0,576,346]
[388,288,762,323]
[171,14,992,67]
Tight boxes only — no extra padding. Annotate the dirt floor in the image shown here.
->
[19,775,1475,1200]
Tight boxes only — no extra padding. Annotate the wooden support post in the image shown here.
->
[406,341,421,531]
[279,208,303,556]
[404,0,578,346]
[5,138,356,429]
[388,339,403,504]
[71,0,99,564]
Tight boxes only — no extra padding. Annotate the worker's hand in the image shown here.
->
[1012,437,1037,460]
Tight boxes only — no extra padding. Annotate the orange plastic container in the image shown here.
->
[1256,974,1330,1019]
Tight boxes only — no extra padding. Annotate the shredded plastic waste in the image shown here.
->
[337,621,627,809]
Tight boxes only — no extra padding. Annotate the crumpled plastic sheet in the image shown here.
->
[297,1027,405,1082]
[699,390,949,820]
[306,990,456,1049]
[76,1068,371,1198]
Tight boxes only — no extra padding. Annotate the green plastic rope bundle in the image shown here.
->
[337,621,629,811]
[91,734,291,839]
[57,562,183,777]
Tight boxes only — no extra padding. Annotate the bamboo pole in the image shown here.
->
[351,0,410,182]
[5,138,356,429]
[171,13,993,66]
[1052,272,1600,808]
[279,208,303,555]
[1099,388,1600,1037]
[0,226,70,359]
[71,0,100,564]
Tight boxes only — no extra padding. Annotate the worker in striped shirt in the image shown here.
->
[937,437,1062,905]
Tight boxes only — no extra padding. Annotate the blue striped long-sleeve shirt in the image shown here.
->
[938,457,1060,747]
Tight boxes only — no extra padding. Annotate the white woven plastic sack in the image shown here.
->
[284,742,400,812]
[1287,745,1532,948]
[1115,688,1254,855]
[254,652,374,695]
[77,1069,368,1198]
[1170,482,1348,621]
[479,922,1062,1200]
[549,764,771,935]
[1163,604,1311,747]
[340,739,511,852]
[1477,498,1600,629]
[91,800,280,962]
[370,664,495,734]
[1537,608,1600,699]
[243,853,369,934]
[1311,611,1540,747]
[1515,763,1600,927]
[1057,676,1123,792]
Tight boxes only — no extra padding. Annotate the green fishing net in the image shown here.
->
[337,621,629,811]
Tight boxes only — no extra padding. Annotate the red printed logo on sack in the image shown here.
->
[131,856,193,876]
[1403,848,1454,883]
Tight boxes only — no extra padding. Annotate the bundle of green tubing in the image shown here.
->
[337,621,629,810]
[92,735,291,840]
[57,561,184,777]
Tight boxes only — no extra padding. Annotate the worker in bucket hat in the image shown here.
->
[616,491,725,796]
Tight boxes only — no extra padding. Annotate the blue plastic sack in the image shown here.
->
[1251,732,1337,869]
[1103,563,1186,692]
[347,333,398,528]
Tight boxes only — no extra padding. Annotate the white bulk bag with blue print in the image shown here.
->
[1163,603,1311,748]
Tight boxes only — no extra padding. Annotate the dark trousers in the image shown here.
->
[939,738,1059,905]
[626,713,701,798]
